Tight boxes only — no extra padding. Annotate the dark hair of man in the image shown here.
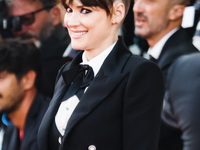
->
[61,0,131,16]
[0,38,41,89]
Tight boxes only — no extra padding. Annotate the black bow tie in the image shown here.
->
[62,65,94,84]
[79,65,94,88]
[62,64,94,100]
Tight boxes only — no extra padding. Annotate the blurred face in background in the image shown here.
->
[9,0,55,41]
[133,0,170,40]
[57,0,66,24]
[0,71,25,114]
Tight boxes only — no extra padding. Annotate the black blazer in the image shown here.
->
[162,53,200,150]
[157,28,198,82]
[38,37,164,150]
[2,93,50,150]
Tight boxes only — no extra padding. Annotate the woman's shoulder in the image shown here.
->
[127,54,158,69]
[123,53,162,78]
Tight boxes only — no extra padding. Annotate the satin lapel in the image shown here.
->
[63,73,127,139]
[38,75,69,148]
[38,52,84,149]
[62,37,132,140]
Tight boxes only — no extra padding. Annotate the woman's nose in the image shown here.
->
[64,12,80,27]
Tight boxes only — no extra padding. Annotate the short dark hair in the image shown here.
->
[62,0,131,16]
[0,38,41,89]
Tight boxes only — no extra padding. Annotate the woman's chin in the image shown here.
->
[71,43,85,51]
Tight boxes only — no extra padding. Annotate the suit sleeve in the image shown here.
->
[162,54,200,150]
[123,60,164,150]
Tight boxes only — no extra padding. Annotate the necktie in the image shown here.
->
[149,55,157,63]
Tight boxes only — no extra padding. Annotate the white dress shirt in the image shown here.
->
[81,42,116,76]
[148,28,179,60]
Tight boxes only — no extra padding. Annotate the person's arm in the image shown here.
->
[163,53,200,150]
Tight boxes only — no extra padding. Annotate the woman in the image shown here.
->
[38,0,164,149]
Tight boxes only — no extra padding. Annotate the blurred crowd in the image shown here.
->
[0,0,200,149]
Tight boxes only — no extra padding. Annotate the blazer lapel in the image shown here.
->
[38,53,84,149]
[158,28,197,70]
[63,37,132,140]
[38,75,69,149]
[63,73,127,138]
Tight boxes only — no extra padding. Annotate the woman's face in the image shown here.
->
[63,0,117,57]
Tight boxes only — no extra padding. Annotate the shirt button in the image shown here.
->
[58,136,62,144]
[88,145,96,150]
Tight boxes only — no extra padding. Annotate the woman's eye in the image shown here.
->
[81,8,91,14]
[66,7,72,13]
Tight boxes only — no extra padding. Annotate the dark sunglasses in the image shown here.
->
[12,5,53,29]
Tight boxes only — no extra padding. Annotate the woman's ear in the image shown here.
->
[168,5,185,21]
[50,5,61,26]
[112,1,125,25]
[21,70,37,90]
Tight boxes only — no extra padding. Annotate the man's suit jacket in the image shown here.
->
[38,37,164,150]
[162,53,200,150]
[158,28,199,150]
[2,93,50,150]
[156,28,198,82]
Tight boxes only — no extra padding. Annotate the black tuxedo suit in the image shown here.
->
[158,28,199,150]
[38,37,164,150]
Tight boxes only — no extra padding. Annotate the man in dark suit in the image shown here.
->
[133,0,198,81]
[0,38,50,150]
[162,52,200,150]
[6,0,75,97]
[133,0,199,150]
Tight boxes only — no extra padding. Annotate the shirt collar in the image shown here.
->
[80,42,116,76]
[148,28,179,59]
